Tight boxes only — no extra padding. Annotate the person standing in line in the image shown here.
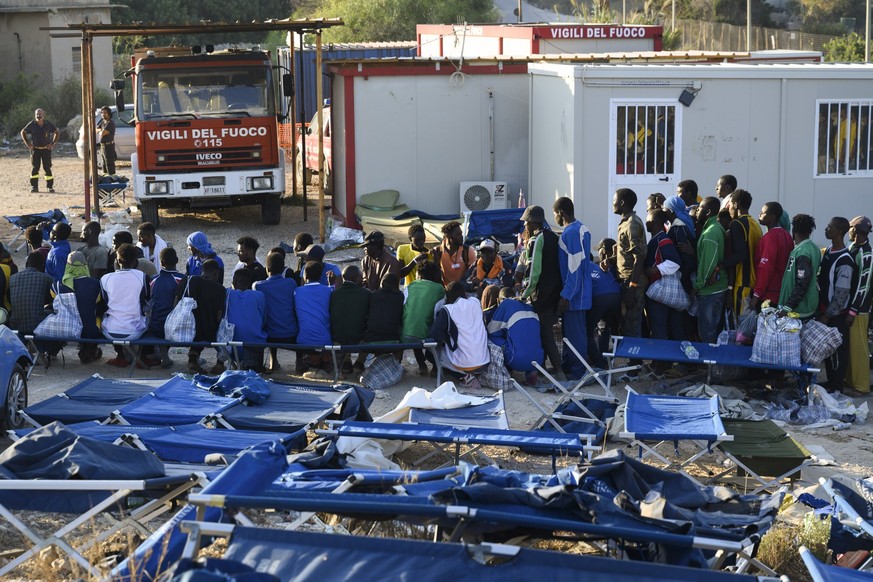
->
[96,106,117,175]
[817,217,856,392]
[692,197,729,343]
[778,214,820,321]
[20,108,59,193]
[553,197,592,379]
[613,188,648,339]
[723,189,763,316]
[715,174,737,210]
[519,205,564,379]
[846,216,873,394]
[749,202,794,311]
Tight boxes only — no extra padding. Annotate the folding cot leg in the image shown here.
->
[424,342,442,387]
[328,345,340,381]
[283,475,360,531]
[532,362,605,428]
[510,378,570,433]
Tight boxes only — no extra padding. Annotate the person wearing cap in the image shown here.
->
[298,243,341,287]
[847,215,873,394]
[397,223,433,287]
[76,221,108,279]
[9,251,53,335]
[468,239,505,296]
[749,202,793,311]
[361,230,401,292]
[519,205,563,378]
[186,231,224,283]
[613,188,648,339]
[434,221,476,288]
[553,197,592,380]
[254,251,299,374]
[54,250,103,364]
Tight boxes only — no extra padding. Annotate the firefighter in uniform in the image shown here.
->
[20,108,59,193]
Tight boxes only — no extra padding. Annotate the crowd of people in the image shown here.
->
[0,178,870,394]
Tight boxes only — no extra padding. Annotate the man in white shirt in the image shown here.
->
[101,243,148,367]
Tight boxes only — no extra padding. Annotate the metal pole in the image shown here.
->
[517,0,523,22]
[622,0,626,24]
[289,38,297,200]
[316,28,324,243]
[672,0,676,32]
[866,0,870,62]
[80,34,92,220]
[747,0,752,51]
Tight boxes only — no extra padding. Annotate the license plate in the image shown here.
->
[204,186,225,195]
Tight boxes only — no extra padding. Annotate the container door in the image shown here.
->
[607,100,682,235]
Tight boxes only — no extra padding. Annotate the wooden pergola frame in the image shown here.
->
[47,18,342,238]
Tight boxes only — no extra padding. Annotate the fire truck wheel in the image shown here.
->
[141,200,160,228]
[261,195,281,225]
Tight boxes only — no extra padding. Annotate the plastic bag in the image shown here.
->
[737,308,757,343]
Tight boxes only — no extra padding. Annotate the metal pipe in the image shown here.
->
[13,32,22,73]
[488,89,495,181]
[299,32,307,223]
[866,0,870,62]
[747,0,752,51]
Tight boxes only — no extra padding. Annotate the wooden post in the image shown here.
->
[316,28,324,243]
[83,35,99,219]
[81,33,92,220]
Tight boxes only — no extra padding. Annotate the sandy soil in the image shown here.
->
[0,144,870,483]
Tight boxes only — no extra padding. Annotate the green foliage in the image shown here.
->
[824,32,866,62]
[0,76,111,140]
[712,0,773,26]
[111,0,291,49]
[800,0,865,34]
[298,0,500,42]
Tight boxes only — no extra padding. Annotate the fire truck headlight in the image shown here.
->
[249,177,273,191]
[146,181,170,195]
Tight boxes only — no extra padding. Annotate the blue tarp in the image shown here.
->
[22,375,162,425]
[625,392,726,441]
[465,208,528,244]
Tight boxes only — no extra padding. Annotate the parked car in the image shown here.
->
[295,105,332,193]
[0,324,32,431]
[76,104,136,164]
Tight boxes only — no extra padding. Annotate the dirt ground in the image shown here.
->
[1,145,872,476]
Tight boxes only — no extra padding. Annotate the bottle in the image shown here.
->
[680,340,699,360]
[832,422,851,431]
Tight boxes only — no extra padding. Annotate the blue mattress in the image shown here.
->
[23,375,165,425]
[409,394,508,430]
[624,392,726,441]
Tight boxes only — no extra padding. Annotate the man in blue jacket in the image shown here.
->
[254,251,299,374]
[553,197,592,379]
[294,260,333,378]
[487,287,544,385]
[226,268,267,371]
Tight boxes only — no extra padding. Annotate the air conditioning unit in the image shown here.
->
[459,181,509,212]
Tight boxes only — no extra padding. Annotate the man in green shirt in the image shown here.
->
[693,196,728,343]
[778,214,820,320]
[402,261,445,375]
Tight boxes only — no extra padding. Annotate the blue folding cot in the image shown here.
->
[800,545,873,582]
[20,374,164,426]
[204,381,352,433]
[0,422,207,578]
[607,336,820,395]
[619,388,733,480]
[171,526,763,582]
[109,374,243,425]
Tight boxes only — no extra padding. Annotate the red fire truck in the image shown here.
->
[127,48,286,227]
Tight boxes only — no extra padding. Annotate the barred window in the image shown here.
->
[72,47,81,76]
[816,100,873,177]
[615,104,676,176]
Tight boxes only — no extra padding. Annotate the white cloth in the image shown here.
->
[138,234,167,268]
[442,296,490,371]
[100,268,147,338]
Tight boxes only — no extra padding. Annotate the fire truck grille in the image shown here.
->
[152,146,263,168]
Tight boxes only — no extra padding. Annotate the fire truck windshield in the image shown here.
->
[137,66,274,120]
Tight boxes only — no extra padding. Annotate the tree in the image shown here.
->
[299,0,500,43]
[111,0,292,51]
[824,33,865,62]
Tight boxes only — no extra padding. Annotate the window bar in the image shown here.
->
[826,103,834,176]
[867,105,872,172]
[853,104,861,172]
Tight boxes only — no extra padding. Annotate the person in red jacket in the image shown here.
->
[749,201,794,310]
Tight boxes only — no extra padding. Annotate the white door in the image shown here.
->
[608,100,682,235]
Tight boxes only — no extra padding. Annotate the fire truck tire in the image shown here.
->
[141,201,160,228]
[261,195,281,225]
